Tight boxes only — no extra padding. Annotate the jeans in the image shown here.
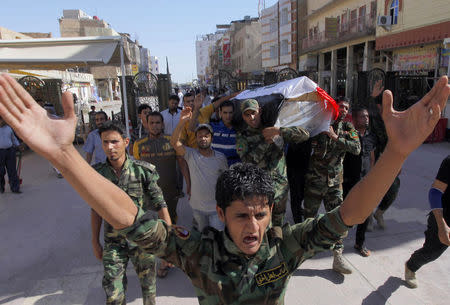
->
[406,213,448,272]
[192,209,224,232]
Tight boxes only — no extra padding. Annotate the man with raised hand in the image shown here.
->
[0,72,448,304]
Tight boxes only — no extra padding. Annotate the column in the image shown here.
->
[363,41,373,71]
[318,53,325,88]
[108,78,113,102]
[331,49,337,97]
[346,45,354,99]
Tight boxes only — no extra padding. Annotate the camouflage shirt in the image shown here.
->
[120,207,349,305]
[93,156,167,245]
[236,126,309,187]
[307,120,361,187]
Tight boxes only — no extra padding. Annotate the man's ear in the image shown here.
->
[216,206,226,223]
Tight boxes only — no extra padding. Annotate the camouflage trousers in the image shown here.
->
[272,180,289,227]
[303,180,344,250]
[102,242,156,305]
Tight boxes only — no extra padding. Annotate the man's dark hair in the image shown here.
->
[219,100,235,112]
[336,96,350,104]
[90,105,96,110]
[146,111,164,123]
[216,163,274,211]
[95,111,108,120]
[98,120,127,138]
[184,92,194,99]
[138,104,152,114]
[352,107,368,119]
[169,94,180,103]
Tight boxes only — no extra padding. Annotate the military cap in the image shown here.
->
[195,123,213,135]
[240,99,259,113]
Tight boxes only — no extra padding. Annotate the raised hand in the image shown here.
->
[371,79,384,98]
[381,76,449,158]
[193,93,204,109]
[179,106,192,123]
[0,74,77,161]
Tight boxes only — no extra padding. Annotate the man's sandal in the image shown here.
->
[354,244,371,257]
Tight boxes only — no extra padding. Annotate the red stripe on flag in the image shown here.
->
[316,87,338,120]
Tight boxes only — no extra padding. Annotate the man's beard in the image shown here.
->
[198,142,211,149]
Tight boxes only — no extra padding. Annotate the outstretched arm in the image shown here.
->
[340,76,450,226]
[0,74,137,229]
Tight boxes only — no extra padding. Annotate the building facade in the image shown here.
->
[196,33,223,84]
[261,0,298,72]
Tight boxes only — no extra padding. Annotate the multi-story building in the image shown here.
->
[375,0,450,132]
[299,0,377,99]
[230,16,262,86]
[196,33,223,84]
[261,1,298,72]
[59,9,145,101]
[150,56,160,75]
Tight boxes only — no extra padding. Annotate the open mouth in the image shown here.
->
[243,236,258,245]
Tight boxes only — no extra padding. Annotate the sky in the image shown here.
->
[1,0,278,83]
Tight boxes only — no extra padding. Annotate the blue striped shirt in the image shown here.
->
[0,125,20,149]
[210,121,240,166]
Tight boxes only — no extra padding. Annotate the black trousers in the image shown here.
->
[343,179,369,246]
[378,176,400,211]
[0,147,20,192]
[406,213,448,272]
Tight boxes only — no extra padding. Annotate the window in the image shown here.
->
[270,18,277,33]
[350,9,357,28]
[281,40,289,56]
[281,8,289,26]
[270,45,277,59]
[309,28,313,39]
[359,5,366,29]
[370,1,377,17]
[390,0,399,24]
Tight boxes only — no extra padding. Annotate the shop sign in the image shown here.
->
[393,45,438,71]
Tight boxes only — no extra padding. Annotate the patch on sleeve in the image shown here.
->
[255,262,288,286]
[349,131,359,139]
[173,225,190,240]
[236,142,245,153]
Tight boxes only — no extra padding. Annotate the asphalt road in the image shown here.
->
[0,142,449,305]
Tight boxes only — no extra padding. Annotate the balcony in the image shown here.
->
[301,15,375,54]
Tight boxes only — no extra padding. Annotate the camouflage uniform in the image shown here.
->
[304,120,361,219]
[94,156,167,305]
[236,126,309,226]
[120,206,349,305]
[369,102,401,212]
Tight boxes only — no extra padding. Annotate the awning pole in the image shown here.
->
[119,38,131,139]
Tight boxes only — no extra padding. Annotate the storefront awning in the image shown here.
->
[0,36,130,69]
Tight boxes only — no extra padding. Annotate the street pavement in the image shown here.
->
[0,142,449,305]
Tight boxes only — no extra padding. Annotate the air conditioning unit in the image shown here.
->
[377,15,392,27]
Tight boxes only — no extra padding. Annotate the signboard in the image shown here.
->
[222,37,231,66]
[325,18,338,39]
[131,64,139,75]
[393,44,438,71]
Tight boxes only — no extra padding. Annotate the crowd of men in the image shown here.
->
[0,73,448,305]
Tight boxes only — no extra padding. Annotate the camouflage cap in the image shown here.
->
[240,99,259,113]
[195,123,213,135]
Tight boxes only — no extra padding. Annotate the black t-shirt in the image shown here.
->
[436,155,450,223]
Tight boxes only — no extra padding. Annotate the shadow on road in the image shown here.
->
[361,276,404,305]
[293,268,345,284]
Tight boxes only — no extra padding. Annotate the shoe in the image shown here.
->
[157,265,170,278]
[405,264,418,288]
[354,244,371,257]
[12,190,22,194]
[57,173,63,179]
[332,250,353,274]
[374,209,385,230]
[0,186,4,194]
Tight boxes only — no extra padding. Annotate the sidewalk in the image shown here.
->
[0,142,449,305]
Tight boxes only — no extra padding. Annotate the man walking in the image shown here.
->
[303,98,361,274]
[91,120,171,305]
[171,108,227,231]
[343,107,377,257]
[405,155,449,288]
[0,72,448,305]
[83,111,107,165]
[0,116,21,194]
[236,98,310,227]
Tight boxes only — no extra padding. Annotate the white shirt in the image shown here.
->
[160,108,181,136]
